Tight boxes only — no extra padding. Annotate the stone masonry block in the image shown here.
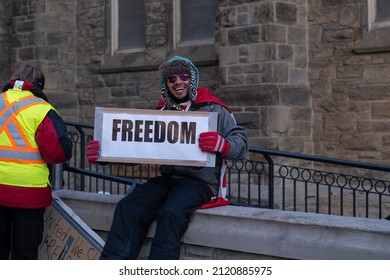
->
[323,29,354,43]
[260,107,271,137]
[279,85,310,106]
[261,63,289,83]
[290,107,312,120]
[37,46,59,61]
[15,19,36,33]
[279,137,304,153]
[372,102,390,118]
[246,73,261,84]
[308,6,338,25]
[358,120,390,133]
[314,96,350,113]
[47,32,68,45]
[340,133,382,151]
[249,2,273,24]
[37,14,60,32]
[219,6,236,27]
[275,2,297,24]
[289,68,307,85]
[250,43,276,62]
[339,4,361,28]
[261,24,286,43]
[336,65,362,79]
[215,85,279,107]
[17,47,35,60]
[228,26,261,46]
[219,46,239,65]
[11,34,22,48]
[270,107,289,134]
[288,26,306,45]
[350,85,390,101]
[323,112,356,132]
[235,112,261,129]
[277,45,293,60]
[363,65,390,83]
[237,13,249,26]
[288,120,312,136]
[228,64,246,75]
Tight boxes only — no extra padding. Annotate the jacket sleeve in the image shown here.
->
[35,109,73,163]
[217,105,248,160]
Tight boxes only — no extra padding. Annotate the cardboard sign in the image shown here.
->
[94,107,218,167]
[38,193,104,260]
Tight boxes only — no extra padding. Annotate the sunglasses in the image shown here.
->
[167,73,189,83]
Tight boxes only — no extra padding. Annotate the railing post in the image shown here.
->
[75,125,87,191]
[51,163,64,190]
[263,154,274,209]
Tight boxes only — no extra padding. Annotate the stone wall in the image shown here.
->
[216,0,311,153]
[308,1,390,165]
[0,0,78,118]
[0,0,11,84]
[1,0,390,165]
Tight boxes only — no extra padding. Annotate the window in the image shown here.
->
[173,0,215,48]
[355,0,390,53]
[111,0,145,54]
[104,0,217,72]
[368,0,390,29]
[375,0,390,23]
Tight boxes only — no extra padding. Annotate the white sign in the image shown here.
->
[94,107,218,167]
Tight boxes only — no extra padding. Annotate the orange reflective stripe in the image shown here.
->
[0,157,45,164]
[0,92,10,116]
[0,145,40,153]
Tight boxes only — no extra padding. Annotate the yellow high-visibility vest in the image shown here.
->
[0,86,55,188]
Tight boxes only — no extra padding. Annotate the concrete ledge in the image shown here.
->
[56,190,390,260]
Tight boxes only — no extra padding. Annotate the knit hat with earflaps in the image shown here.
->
[160,59,191,81]
[159,56,199,110]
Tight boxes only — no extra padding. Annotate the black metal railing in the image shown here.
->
[58,122,390,220]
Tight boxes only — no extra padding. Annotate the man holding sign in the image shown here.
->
[87,56,248,259]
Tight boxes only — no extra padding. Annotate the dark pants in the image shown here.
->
[100,176,213,260]
[0,206,45,260]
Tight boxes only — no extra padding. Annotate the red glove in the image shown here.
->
[86,140,100,164]
[198,132,230,157]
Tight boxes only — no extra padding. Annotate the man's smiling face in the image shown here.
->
[166,73,190,100]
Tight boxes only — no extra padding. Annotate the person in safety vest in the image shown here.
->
[86,56,248,259]
[0,64,73,260]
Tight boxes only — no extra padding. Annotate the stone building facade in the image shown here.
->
[1,0,389,165]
